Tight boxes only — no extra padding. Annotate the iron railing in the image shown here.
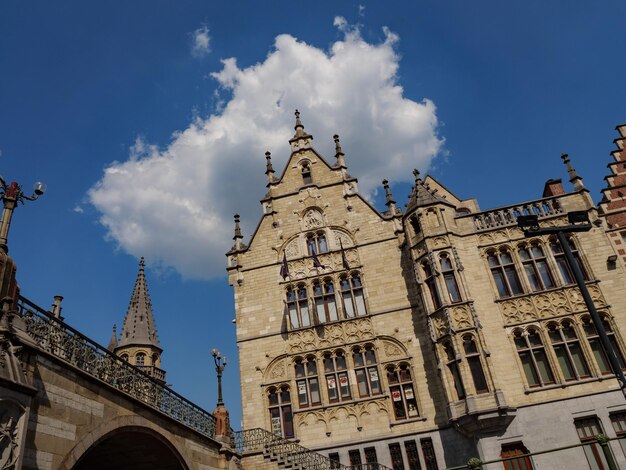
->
[467,196,563,232]
[17,296,216,438]
[232,427,392,469]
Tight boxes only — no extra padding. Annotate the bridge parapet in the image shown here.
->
[17,295,216,439]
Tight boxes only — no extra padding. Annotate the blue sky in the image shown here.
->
[1,1,625,428]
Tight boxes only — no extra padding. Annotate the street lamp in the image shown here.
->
[0,175,46,254]
[517,211,626,397]
[211,347,228,406]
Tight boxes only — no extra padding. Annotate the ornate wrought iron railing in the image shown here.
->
[232,427,392,469]
[17,296,216,438]
[467,196,563,232]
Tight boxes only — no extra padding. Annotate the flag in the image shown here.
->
[311,245,326,269]
[339,239,350,270]
[280,252,290,279]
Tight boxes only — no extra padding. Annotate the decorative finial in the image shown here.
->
[382,179,397,213]
[561,153,585,191]
[265,151,275,183]
[295,109,302,128]
[333,134,346,168]
[233,214,243,240]
[413,169,422,184]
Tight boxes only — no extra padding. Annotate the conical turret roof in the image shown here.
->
[406,169,453,212]
[118,257,161,349]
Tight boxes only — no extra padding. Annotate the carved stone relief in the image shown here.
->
[332,230,353,249]
[303,209,325,229]
[450,305,473,330]
[287,317,374,354]
[499,285,609,326]
[381,339,404,358]
[0,401,24,470]
[266,359,287,380]
[295,397,388,430]
[285,239,301,259]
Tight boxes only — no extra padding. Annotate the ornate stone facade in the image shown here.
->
[229,116,626,469]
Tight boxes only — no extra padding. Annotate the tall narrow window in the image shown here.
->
[353,345,382,397]
[135,353,145,366]
[364,447,379,466]
[548,321,590,381]
[323,350,351,402]
[500,443,533,470]
[440,254,461,303]
[389,443,405,470]
[387,364,419,420]
[514,329,555,387]
[307,232,328,255]
[463,335,489,393]
[410,215,421,236]
[286,285,311,329]
[420,438,439,470]
[340,273,367,318]
[301,163,312,185]
[422,261,442,309]
[550,237,589,284]
[519,243,555,291]
[268,386,294,438]
[404,440,422,470]
[575,417,614,470]
[610,412,626,457]
[488,250,523,297]
[583,316,626,374]
[314,280,338,323]
[328,453,341,469]
[348,450,362,466]
[443,341,465,400]
[294,356,321,408]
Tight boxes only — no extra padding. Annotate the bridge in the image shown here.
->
[1,295,391,470]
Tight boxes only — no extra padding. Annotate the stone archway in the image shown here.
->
[71,426,188,470]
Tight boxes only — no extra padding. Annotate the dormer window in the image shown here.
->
[301,163,312,185]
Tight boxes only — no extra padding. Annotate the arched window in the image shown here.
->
[514,329,554,387]
[307,232,328,255]
[301,162,312,185]
[386,363,419,420]
[268,386,294,438]
[313,280,338,323]
[135,353,145,366]
[548,321,590,381]
[582,315,626,374]
[120,354,129,362]
[286,285,311,329]
[422,261,442,309]
[409,215,421,236]
[352,345,381,397]
[340,273,366,318]
[519,242,555,291]
[294,356,321,408]
[463,335,488,393]
[443,341,465,400]
[323,350,351,402]
[440,254,461,303]
[488,249,523,298]
[550,237,589,284]
[152,354,159,366]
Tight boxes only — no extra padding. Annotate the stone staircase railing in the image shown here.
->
[17,295,216,438]
[233,428,392,470]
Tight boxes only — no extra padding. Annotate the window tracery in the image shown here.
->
[268,386,294,438]
[386,363,419,420]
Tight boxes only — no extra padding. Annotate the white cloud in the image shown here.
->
[89,21,443,280]
[73,205,84,214]
[191,26,211,57]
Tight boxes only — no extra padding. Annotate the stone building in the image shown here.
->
[228,114,626,469]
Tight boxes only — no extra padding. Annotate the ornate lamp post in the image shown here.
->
[211,348,231,441]
[211,347,228,406]
[517,211,626,398]
[0,175,46,254]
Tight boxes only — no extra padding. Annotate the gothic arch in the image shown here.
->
[59,415,192,470]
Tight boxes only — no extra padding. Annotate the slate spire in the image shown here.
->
[107,324,118,351]
[118,257,161,349]
[405,169,451,211]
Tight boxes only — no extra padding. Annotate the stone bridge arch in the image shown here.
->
[59,415,192,470]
